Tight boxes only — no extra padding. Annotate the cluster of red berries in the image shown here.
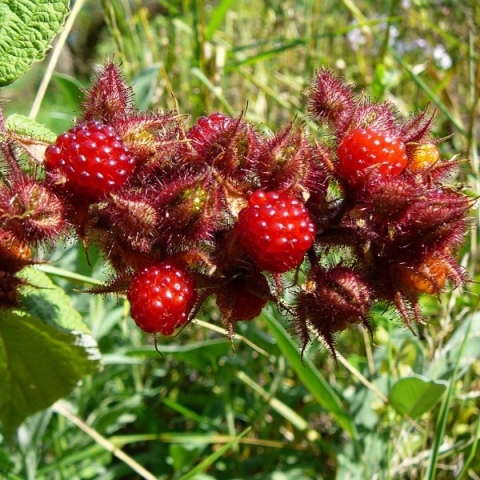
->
[0,63,473,355]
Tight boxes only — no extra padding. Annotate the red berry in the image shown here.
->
[45,120,135,201]
[187,113,232,154]
[127,262,197,335]
[337,128,408,182]
[235,190,315,273]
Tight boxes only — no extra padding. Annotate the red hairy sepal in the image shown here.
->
[0,230,35,310]
[115,111,184,169]
[307,68,356,137]
[150,172,230,246]
[87,192,159,258]
[366,180,473,251]
[215,273,271,324]
[185,112,262,179]
[256,123,329,195]
[80,61,136,125]
[399,108,436,145]
[78,63,186,174]
[294,265,373,357]
[0,230,34,274]
[0,271,29,310]
[0,178,68,246]
[351,101,399,135]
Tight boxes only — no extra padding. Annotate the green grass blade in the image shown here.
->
[35,264,102,286]
[235,370,309,432]
[264,311,357,439]
[226,39,307,71]
[205,0,236,41]
[110,432,291,449]
[35,444,108,476]
[178,427,251,480]
[161,397,218,430]
[190,67,235,114]
[455,414,480,479]
[424,316,473,479]
[388,46,468,138]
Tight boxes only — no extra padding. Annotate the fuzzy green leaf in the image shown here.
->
[19,267,91,333]
[0,0,70,86]
[0,268,100,436]
[6,114,57,144]
[0,311,99,436]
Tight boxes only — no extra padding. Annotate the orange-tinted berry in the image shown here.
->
[397,256,448,295]
[408,143,440,172]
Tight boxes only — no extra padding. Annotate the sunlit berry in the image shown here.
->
[127,262,197,335]
[45,120,135,202]
[235,190,315,273]
[408,143,440,172]
[337,128,408,182]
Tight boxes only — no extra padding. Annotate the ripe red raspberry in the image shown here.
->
[187,113,232,154]
[127,262,197,335]
[235,190,315,273]
[337,128,408,182]
[45,120,135,202]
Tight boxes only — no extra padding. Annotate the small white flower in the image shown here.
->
[433,44,452,69]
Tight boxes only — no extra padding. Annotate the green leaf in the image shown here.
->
[0,267,100,435]
[169,443,204,473]
[132,64,161,111]
[19,267,91,333]
[5,114,57,143]
[389,375,447,419]
[263,310,357,439]
[52,72,84,112]
[4,113,56,163]
[0,0,70,86]
[0,310,99,436]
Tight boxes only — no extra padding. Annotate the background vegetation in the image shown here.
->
[1,0,480,478]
